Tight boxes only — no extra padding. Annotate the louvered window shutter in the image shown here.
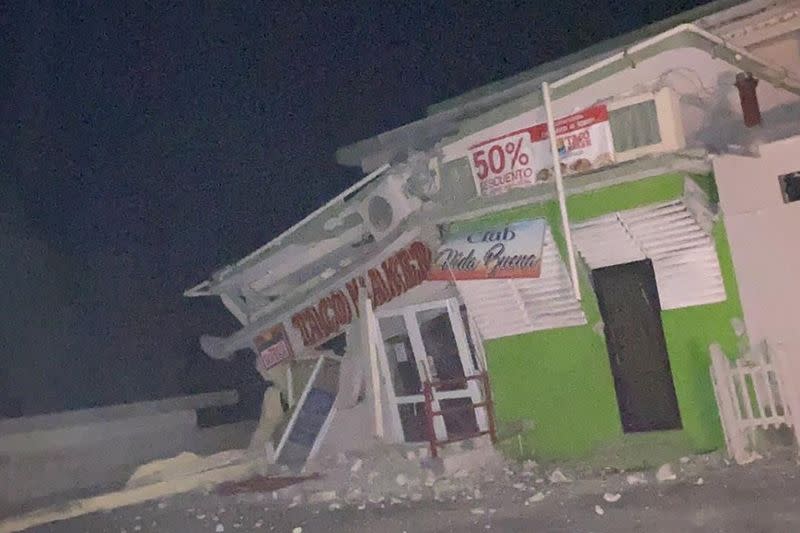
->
[572,200,726,310]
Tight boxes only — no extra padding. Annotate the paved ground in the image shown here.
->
[26,455,800,533]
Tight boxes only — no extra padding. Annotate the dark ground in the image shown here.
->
[29,454,800,533]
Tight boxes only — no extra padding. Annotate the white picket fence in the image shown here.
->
[709,342,800,464]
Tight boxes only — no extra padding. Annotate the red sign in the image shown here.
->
[254,323,294,371]
[291,241,432,347]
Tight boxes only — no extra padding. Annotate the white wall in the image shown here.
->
[714,135,800,385]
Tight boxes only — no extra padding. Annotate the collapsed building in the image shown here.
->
[186,0,800,470]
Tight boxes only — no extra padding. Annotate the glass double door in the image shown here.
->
[373,298,487,443]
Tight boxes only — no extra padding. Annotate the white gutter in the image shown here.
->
[185,163,390,297]
[542,81,582,301]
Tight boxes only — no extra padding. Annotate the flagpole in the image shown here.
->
[542,82,581,301]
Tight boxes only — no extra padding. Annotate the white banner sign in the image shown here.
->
[468,105,615,196]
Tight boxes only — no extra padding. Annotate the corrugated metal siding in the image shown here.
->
[457,227,587,340]
[572,200,726,310]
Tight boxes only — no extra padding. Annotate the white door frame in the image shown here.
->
[372,297,487,443]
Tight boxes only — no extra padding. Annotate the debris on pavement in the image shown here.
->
[594,504,605,515]
[626,473,648,486]
[603,492,621,503]
[308,491,337,504]
[656,463,677,482]
[526,492,546,505]
[278,436,507,509]
[548,468,571,483]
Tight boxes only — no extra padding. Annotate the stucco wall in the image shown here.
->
[461,173,743,464]
[0,392,250,509]
[714,135,800,408]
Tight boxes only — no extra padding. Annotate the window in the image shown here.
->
[606,88,685,163]
[609,99,661,152]
[779,171,800,204]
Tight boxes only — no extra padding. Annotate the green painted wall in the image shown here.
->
[460,173,744,464]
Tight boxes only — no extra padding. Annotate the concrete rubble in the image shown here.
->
[594,504,605,515]
[256,446,736,516]
[655,463,677,482]
[126,449,257,489]
[225,438,734,516]
[0,440,743,533]
[547,468,571,483]
[252,436,511,509]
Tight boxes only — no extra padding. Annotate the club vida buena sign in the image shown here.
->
[290,241,432,347]
[428,219,546,280]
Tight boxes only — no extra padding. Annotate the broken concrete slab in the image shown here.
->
[127,450,251,489]
[656,463,677,482]
[526,492,546,504]
[626,473,648,485]
[594,504,605,516]
[547,469,571,483]
[308,491,338,504]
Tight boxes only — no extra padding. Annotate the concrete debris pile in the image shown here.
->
[231,447,734,512]
[267,436,513,507]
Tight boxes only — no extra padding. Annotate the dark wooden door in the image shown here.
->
[592,260,682,433]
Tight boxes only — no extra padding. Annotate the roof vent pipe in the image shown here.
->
[734,72,761,128]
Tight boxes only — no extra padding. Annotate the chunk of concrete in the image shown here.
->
[526,492,546,504]
[594,504,605,516]
[548,469,571,483]
[626,473,647,485]
[309,491,338,504]
[656,463,677,482]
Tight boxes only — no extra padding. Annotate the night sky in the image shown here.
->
[2,0,712,416]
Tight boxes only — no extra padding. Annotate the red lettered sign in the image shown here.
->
[290,241,433,347]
